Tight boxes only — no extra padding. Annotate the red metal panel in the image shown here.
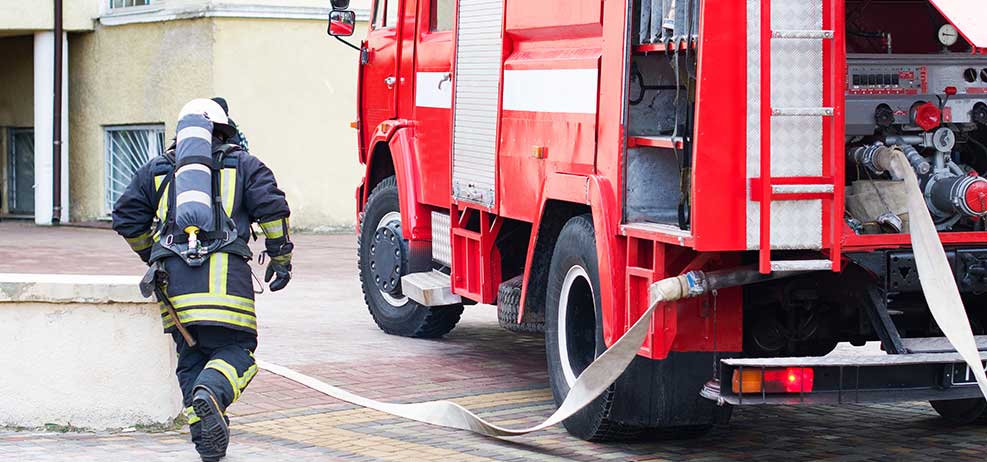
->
[691,0,748,252]
[929,0,987,52]
[388,126,433,241]
[505,0,601,31]
[498,111,596,221]
[412,10,454,208]
[758,0,772,274]
[825,0,846,271]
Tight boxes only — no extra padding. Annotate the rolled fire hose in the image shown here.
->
[258,148,987,437]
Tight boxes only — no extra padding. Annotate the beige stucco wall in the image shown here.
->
[212,18,366,230]
[69,20,214,219]
[0,0,98,32]
[0,35,34,216]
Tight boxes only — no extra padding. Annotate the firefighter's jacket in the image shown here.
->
[112,141,290,335]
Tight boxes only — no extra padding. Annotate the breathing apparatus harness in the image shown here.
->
[149,142,252,267]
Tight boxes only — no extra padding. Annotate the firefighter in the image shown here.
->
[112,98,292,462]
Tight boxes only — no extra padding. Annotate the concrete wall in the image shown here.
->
[0,35,34,216]
[69,20,214,219]
[212,18,367,230]
[0,0,99,32]
[0,274,182,430]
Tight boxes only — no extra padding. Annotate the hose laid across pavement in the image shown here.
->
[257,151,987,436]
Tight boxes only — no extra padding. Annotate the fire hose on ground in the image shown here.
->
[257,148,987,437]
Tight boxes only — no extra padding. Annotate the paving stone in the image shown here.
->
[0,222,985,461]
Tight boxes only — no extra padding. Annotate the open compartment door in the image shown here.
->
[930,0,987,53]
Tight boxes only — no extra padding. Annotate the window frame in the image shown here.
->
[103,124,166,214]
[429,0,454,33]
[108,0,153,9]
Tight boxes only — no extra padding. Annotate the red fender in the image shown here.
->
[358,120,431,241]
[517,173,625,347]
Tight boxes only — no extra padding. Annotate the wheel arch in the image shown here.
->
[519,174,624,345]
[358,121,430,241]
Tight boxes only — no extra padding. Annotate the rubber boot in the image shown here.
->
[191,386,230,461]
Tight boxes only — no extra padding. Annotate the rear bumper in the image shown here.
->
[716,350,987,406]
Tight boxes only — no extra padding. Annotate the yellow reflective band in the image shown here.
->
[186,406,201,425]
[259,218,288,239]
[154,178,171,242]
[205,359,242,401]
[159,307,257,330]
[169,294,255,313]
[221,167,236,217]
[209,253,229,295]
[271,253,292,265]
[126,231,154,252]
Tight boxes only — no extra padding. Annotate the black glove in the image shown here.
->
[264,253,292,292]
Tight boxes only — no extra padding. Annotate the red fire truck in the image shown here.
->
[328,0,987,440]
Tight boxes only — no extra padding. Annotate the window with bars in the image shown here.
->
[105,125,165,212]
[109,0,153,9]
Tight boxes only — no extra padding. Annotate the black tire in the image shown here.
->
[545,214,644,441]
[930,398,987,425]
[358,177,463,338]
[497,276,545,334]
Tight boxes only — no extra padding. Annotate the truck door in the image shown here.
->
[413,0,454,206]
[362,0,402,147]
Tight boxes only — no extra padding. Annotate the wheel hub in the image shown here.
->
[371,219,405,297]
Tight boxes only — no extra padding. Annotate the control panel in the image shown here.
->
[845,54,987,135]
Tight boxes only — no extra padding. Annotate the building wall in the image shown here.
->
[69,19,214,220]
[0,35,35,215]
[0,0,99,32]
[212,18,367,230]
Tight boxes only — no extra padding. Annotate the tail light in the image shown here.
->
[732,367,815,394]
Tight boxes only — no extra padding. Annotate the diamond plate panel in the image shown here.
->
[431,212,452,266]
[746,0,825,250]
[451,0,504,208]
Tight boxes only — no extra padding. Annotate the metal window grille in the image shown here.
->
[109,0,152,9]
[105,125,165,212]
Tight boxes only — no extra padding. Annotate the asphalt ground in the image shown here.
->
[0,221,984,461]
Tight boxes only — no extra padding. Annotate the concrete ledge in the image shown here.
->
[0,273,146,304]
[0,273,182,430]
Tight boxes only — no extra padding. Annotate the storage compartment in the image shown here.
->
[633,0,700,45]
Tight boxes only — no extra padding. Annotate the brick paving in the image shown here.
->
[0,220,985,461]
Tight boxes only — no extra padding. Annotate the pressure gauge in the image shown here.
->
[939,24,959,47]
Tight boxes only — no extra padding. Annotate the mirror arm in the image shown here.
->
[335,35,361,52]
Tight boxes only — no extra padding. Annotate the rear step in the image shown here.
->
[712,350,987,406]
[401,271,462,307]
[770,260,833,272]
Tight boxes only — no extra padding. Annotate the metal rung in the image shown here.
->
[401,271,462,307]
[772,107,834,117]
[772,184,834,195]
[770,260,833,272]
[772,29,834,40]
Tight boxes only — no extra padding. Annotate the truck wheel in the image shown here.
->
[497,276,545,334]
[545,214,644,441]
[358,177,463,338]
[930,398,987,425]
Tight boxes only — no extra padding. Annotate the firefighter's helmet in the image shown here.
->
[178,98,235,138]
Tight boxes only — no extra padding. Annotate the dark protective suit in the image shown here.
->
[112,138,291,447]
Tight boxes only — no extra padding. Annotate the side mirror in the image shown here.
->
[327,10,356,37]
[330,0,350,10]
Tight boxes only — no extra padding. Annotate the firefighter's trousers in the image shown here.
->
[173,325,258,440]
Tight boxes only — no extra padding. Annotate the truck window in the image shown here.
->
[372,0,399,29]
[431,0,454,32]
